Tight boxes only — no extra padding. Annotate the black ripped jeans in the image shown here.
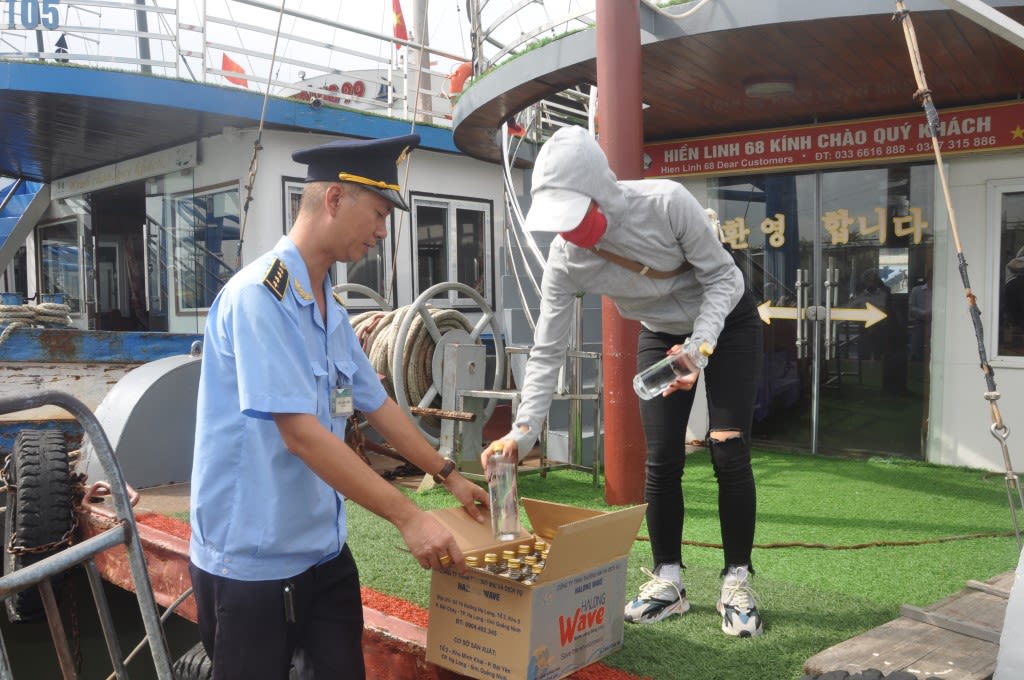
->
[636,291,763,572]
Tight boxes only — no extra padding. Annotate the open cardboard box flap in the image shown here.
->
[523,498,647,580]
[429,506,531,557]
[429,499,646,581]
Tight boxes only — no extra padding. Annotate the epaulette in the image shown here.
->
[332,291,347,308]
[262,258,289,301]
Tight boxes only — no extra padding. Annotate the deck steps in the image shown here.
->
[804,571,1014,680]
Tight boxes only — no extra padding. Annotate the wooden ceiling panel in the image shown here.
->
[454,7,1024,163]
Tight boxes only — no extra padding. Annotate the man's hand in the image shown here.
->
[445,473,489,522]
[398,510,466,572]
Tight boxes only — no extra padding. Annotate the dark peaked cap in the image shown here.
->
[292,133,420,211]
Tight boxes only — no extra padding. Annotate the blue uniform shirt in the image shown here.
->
[189,236,387,581]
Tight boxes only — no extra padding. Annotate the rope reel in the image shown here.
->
[344,282,506,446]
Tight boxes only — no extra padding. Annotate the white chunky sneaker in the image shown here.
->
[624,566,690,624]
[717,566,763,637]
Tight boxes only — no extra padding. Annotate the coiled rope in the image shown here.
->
[0,302,73,346]
[351,305,474,415]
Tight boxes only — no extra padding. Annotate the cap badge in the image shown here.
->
[395,145,411,166]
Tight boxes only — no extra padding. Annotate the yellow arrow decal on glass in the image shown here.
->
[757,300,800,325]
[757,301,887,327]
[829,302,887,327]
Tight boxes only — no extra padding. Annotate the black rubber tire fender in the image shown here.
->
[3,428,74,624]
[172,642,302,680]
[172,642,213,680]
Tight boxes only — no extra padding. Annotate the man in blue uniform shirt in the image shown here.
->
[188,133,488,680]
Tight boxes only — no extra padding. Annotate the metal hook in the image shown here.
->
[990,421,1010,442]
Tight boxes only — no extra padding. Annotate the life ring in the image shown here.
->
[3,429,74,624]
[353,80,365,98]
[448,62,472,96]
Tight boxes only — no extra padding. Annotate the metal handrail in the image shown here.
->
[468,0,594,74]
[0,390,174,679]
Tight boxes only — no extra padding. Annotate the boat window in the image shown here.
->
[344,235,389,297]
[412,195,492,307]
[171,184,241,313]
[994,180,1024,358]
[38,220,82,313]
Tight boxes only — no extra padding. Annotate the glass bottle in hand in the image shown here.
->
[633,338,713,400]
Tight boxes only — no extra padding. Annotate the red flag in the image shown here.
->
[392,0,408,43]
[221,53,248,88]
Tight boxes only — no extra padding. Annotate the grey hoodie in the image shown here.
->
[507,126,744,454]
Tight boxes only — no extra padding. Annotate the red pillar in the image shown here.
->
[596,0,645,506]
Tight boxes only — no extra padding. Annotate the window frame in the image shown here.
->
[282,177,305,235]
[36,217,84,314]
[170,181,241,315]
[409,192,493,308]
[987,177,1024,364]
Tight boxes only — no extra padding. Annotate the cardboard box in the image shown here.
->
[426,498,646,680]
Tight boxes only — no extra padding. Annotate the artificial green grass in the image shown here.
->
[346,448,1022,680]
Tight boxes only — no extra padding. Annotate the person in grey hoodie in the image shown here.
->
[481,125,764,637]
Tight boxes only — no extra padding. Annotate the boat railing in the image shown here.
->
[0,390,175,679]
[0,0,469,128]
[460,1,596,146]
[467,0,594,76]
[463,1,710,146]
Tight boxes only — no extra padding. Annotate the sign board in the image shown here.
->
[53,142,198,199]
[644,100,1024,178]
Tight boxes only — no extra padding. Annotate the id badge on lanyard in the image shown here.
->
[332,375,354,418]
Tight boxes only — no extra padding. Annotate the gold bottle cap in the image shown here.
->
[466,555,480,567]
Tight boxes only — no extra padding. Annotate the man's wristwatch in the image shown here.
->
[432,457,457,485]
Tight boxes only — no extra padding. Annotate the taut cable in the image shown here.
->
[235,0,288,264]
[894,0,1022,547]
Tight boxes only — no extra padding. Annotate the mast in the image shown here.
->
[596,0,645,505]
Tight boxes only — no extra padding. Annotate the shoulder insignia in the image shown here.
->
[292,277,312,301]
[262,258,289,301]
[332,291,347,308]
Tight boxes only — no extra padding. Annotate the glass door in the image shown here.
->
[711,164,934,457]
[37,202,92,328]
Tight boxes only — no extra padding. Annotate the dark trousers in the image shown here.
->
[637,291,763,572]
[189,545,365,680]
